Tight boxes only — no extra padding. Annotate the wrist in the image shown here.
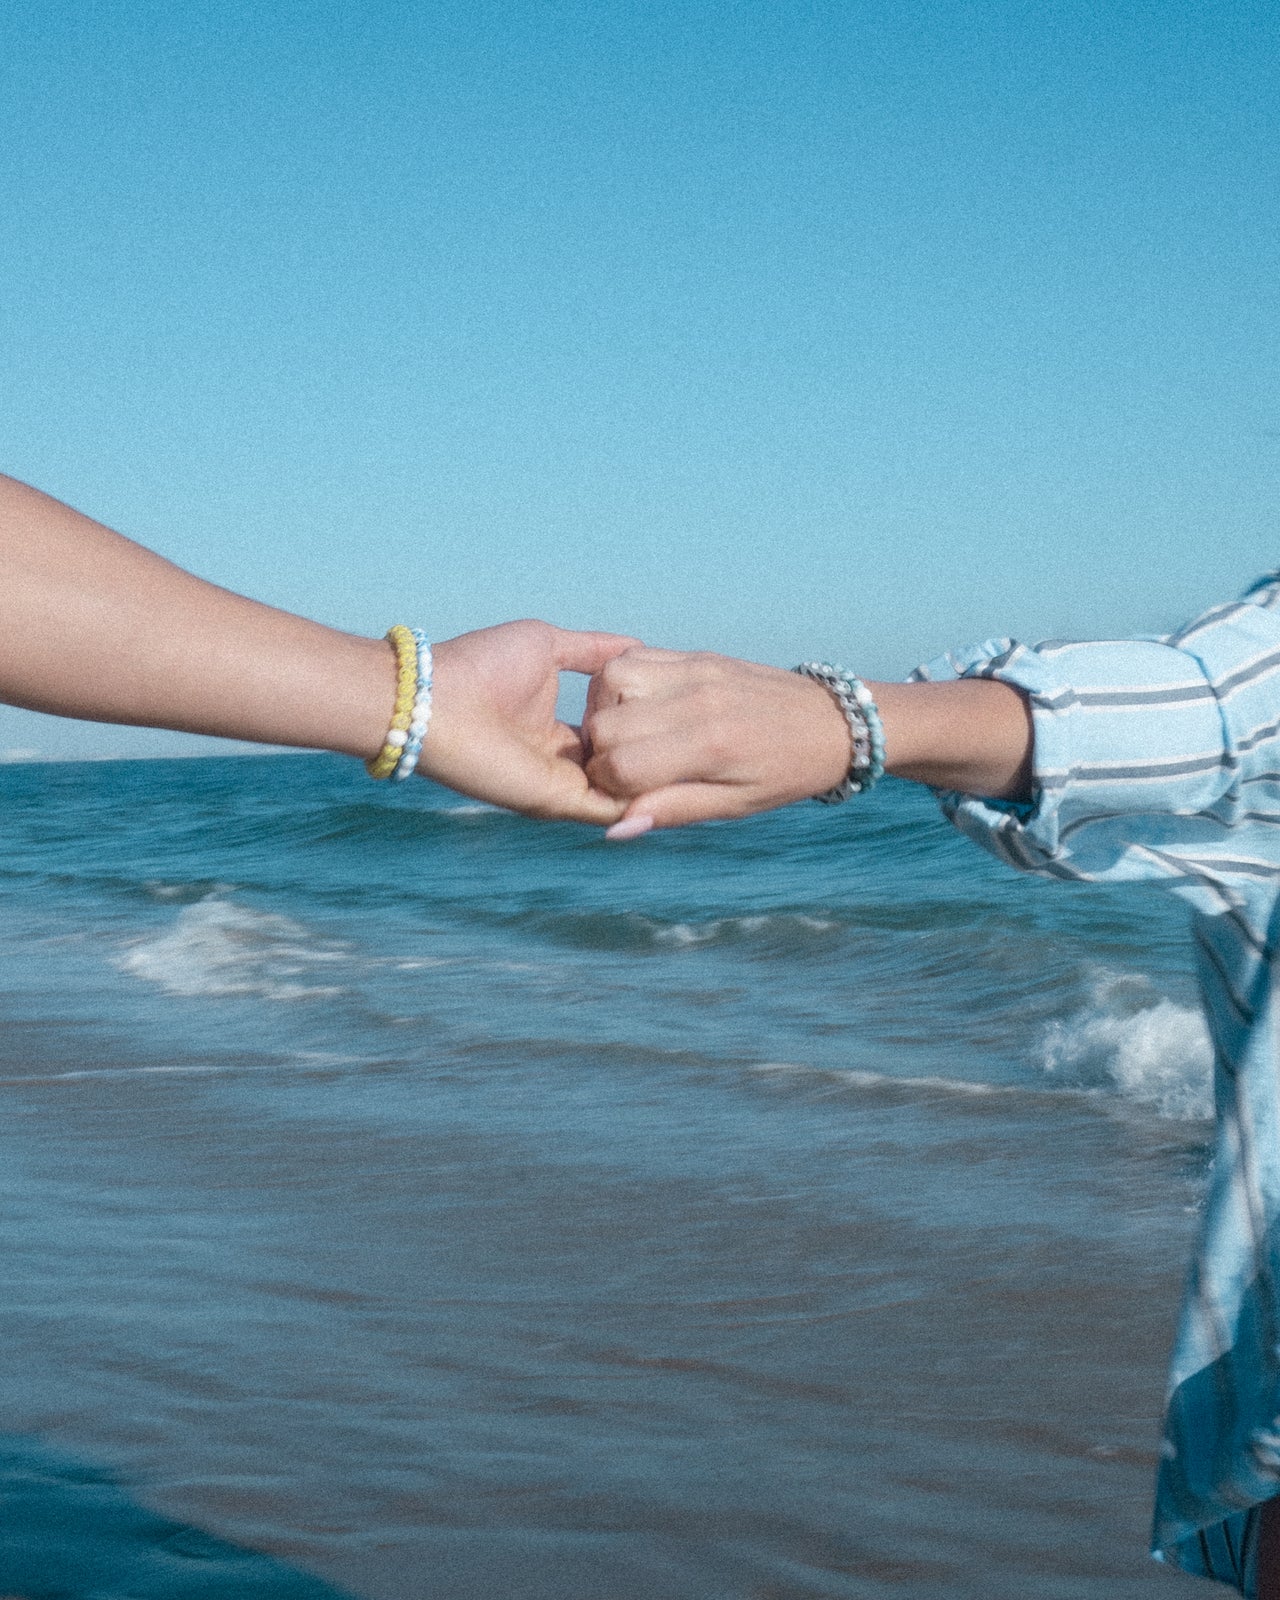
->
[791,664,885,801]
[868,679,1033,801]
[793,673,857,796]
[325,632,406,763]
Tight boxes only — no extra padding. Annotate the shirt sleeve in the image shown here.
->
[910,578,1280,888]
[917,578,1280,1585]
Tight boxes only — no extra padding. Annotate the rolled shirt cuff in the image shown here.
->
[908,634,1233,884]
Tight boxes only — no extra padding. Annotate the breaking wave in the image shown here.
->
[1040,970,1213,1121]
[117,897,352,1001]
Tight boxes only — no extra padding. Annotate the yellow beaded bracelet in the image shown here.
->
[366,625,420,780]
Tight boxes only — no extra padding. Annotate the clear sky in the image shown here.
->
[1,0,1277,757]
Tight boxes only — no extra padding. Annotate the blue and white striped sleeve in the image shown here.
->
[910,574,1280,889]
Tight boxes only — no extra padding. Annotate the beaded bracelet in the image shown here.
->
[366,626,432,781]
[392,629,433,782]
[791,662,885,803]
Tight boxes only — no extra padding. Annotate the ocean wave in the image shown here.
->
[750,1060,1016,1101]
[287,797,514,847]
[143,879,237,903]
[655,913,840,947]
[116,896,352,1001]
[750,974,1215,1122]
[506,907,845,954]
[1040,970,1212,1121]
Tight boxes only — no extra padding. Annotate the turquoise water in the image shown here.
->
[0,755,1219,1596]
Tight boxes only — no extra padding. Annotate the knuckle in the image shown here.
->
[510,617,551,645]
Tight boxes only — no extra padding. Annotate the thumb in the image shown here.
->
[604,783,748,837]
[552,627,644,676]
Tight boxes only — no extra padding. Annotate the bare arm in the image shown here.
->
[0,475,635,823]
[582,649,1033,834]
[874,678,1033,800]
[0,474,396,753]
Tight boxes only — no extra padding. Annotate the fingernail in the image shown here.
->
[605,815,654,841]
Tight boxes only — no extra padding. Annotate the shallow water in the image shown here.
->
[0,755,1218,1595]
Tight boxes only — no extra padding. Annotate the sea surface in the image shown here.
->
[0,754,1222,1598]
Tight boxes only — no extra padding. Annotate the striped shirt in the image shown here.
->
[913,572,1280,1596]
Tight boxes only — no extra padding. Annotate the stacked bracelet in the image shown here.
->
[366,626,433,781]
[791,663,885,803]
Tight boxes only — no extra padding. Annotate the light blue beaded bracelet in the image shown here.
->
[390,629,433,782]
[792,662,885,803]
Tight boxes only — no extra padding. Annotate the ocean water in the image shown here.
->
[0,754,1220,1598]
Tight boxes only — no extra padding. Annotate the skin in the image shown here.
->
[0,475,636,824]
[583,646,1035,836]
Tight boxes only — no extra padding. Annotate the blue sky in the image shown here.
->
[1,0,1277,757]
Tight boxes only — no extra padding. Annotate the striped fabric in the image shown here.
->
[913,572,1280,1596]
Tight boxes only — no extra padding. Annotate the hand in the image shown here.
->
[582,648,852,835]
[421,620,642,824]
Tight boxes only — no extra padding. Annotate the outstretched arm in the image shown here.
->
[582,648,1033,834]
[584,591,1280,882]
[0,474,635,824]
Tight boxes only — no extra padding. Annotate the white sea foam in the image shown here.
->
[656,914,838,947]
[117,897,350,1001]
[1040,970,1213,1121]
[658,922,721,947]
[752,1061,1010,1097]
[144,879,235,902]
[1,1063,226,1083]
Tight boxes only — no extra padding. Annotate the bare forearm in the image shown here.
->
[869,679,1034,802]
[0,474,392,757]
